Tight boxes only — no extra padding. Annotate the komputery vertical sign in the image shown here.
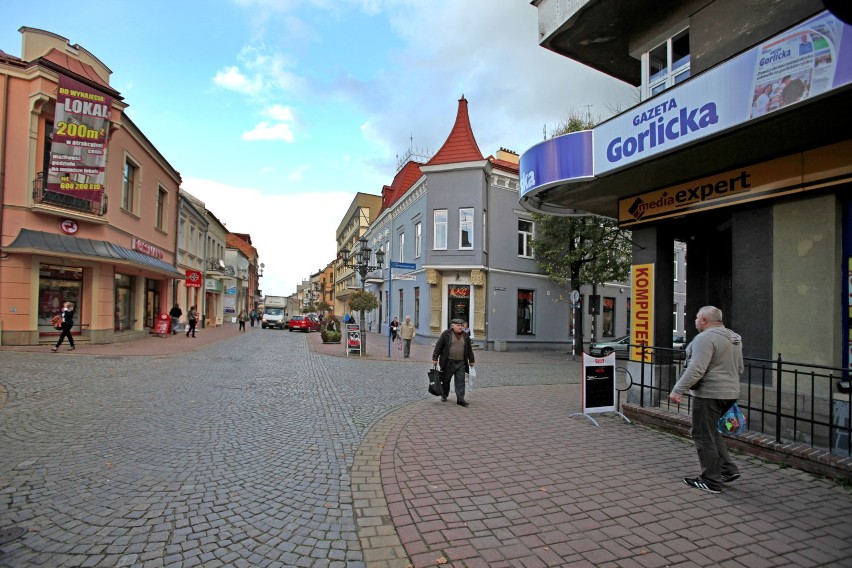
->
[47,74,112,203]
[631,263,654,362]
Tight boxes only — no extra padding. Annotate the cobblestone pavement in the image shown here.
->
[1,327,851,567]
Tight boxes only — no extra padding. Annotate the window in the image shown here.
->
[459,208,474,249]
[644,28,689,98]
[398,232,405,263]
[673,303,678,332]
[156,187,167,230]
[414,222,422,258]
[434,209,447,250]
[178,217,186,250]
[603,297,615,337]
[517,289,534,335]
[399,289,404,321]
[518,219,534,258]
[190,226,196,256]
[122,159,138,212]
[674,251,679,281]
[414,287,420,327]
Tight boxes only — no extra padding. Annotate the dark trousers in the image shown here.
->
[442,359,466,401]
[403,338,412,358]
[238,321,246,331]
[55,325,75,348]
[186,320,197,337]
[692,397,738,488]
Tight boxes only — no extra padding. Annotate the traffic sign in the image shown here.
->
[392,274,416,281]
[390,261,416,269]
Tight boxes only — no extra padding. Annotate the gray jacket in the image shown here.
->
[671,327,743,399]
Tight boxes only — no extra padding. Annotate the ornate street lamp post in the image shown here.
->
[340,237,384,355]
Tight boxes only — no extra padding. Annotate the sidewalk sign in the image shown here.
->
[346,324,361,357]
[570,353,630,427]
[153,313,171,338]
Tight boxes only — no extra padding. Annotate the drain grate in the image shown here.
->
[0,526,26,544]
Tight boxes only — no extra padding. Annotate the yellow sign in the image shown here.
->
[630,264,654,362]
[618,140,852,227]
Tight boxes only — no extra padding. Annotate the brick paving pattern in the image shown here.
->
[1,326,850,567]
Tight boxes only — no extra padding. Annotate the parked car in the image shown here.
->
[588,335,631,357]
[288,314,320,333]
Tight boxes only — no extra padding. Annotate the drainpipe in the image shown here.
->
[0,73,9,256]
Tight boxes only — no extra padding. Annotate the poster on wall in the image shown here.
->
[630,264,654,362]
[46,74,112,203]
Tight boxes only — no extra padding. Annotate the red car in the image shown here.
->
[288,315,320,332]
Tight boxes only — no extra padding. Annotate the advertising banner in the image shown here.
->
[185,269,203,288]
[630,264,654,362]
[47,74,112,203]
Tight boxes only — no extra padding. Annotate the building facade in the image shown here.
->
[0,28,185,345]
[522,1,851,369]
[334,192,383,318]
[361,97,605,350]
[203,210,229,327]
[175,190,208,327]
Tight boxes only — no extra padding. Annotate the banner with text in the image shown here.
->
[47,74,111,203]
[630,264,654,362]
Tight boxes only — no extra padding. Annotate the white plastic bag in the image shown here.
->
[467,366,476,390]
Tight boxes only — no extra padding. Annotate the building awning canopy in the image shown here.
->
[4,229,185,278]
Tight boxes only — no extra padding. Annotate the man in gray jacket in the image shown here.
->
[669,306,743,493]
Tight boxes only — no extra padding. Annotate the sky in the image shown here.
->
[2,0,637,296]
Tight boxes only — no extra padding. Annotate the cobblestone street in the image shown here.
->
[2,328,851,567]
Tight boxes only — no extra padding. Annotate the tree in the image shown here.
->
[532,110,633,352]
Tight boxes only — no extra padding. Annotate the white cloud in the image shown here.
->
[242,121,295,142]
[266,104,295,121]
[182,177,351,295]
[287,164,310,181]
[213,65,263,96]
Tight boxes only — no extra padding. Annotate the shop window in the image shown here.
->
[603,297,615,337]
[517,289,534,335]
[122,159,138,212]
[38,265,82,335]
[518,219,534,258]
[644,28,690,99]
[114,273,136,331]
[459,208,474,249]
[434,209,447,250]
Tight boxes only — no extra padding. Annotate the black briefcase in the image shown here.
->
[428,367,442,396]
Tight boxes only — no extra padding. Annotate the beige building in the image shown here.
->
[334,192,382,317]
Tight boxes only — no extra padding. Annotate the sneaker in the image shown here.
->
[683,477,721,494]
[721,473,740,483]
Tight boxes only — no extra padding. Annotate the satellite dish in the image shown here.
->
[260,263,265,269]
[238,258,249,270]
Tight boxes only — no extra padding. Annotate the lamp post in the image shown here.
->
[340,237,385,355]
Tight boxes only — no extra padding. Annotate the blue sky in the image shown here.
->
[2,0,636,295]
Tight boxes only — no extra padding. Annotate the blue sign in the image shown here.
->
[390,262,416,269]
[520,10,852,200]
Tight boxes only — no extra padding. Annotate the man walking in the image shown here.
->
[399,315,416,358]
[669,306,743,493]
[432,319,475,407]
[169,304,182,335]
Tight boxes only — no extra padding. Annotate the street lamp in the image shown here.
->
[340,237,384,355]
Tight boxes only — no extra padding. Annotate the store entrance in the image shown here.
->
[447,285,470,330]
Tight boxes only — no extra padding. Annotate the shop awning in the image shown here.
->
[3,229,185,278]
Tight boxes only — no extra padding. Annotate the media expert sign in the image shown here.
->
[519,11,852,199]
[631,264,654,362]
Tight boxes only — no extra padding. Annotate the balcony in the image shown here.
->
[32,172,108,216]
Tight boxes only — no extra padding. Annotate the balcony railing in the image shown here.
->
[32,172,108,216]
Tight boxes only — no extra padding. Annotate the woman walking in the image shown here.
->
[51,301,76,352]
[186,305,198,338]
[390,317,400,343]
[238,309,247,332]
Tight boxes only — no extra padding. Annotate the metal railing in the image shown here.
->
[622,345,852,457]
[32,172,108,216]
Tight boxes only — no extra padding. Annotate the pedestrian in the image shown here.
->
[186,305,198,338]
[669,305,743,494]
[390,317,399,342]
[238,309,246,332]
[462,321,470,336]
[249,309,256,327]
[169,303,182,335]
[344,313,351,325]
[51,301,76,352]
[399,315,416,358]
[432,318,475,407]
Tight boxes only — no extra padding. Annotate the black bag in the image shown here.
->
[428,366,442,397]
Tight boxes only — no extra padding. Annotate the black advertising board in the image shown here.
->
[581,353,616,413]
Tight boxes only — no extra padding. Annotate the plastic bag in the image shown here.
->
[467,366,476,391]
[717,402,746,435]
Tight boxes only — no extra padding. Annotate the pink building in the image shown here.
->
[0,28,185,345]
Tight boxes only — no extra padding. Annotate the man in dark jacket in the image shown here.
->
[169,304,182,335]
[432,318,475,406]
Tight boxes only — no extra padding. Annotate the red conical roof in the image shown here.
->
[427,96,484,166]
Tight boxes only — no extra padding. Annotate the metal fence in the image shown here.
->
[620,346,852,457]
